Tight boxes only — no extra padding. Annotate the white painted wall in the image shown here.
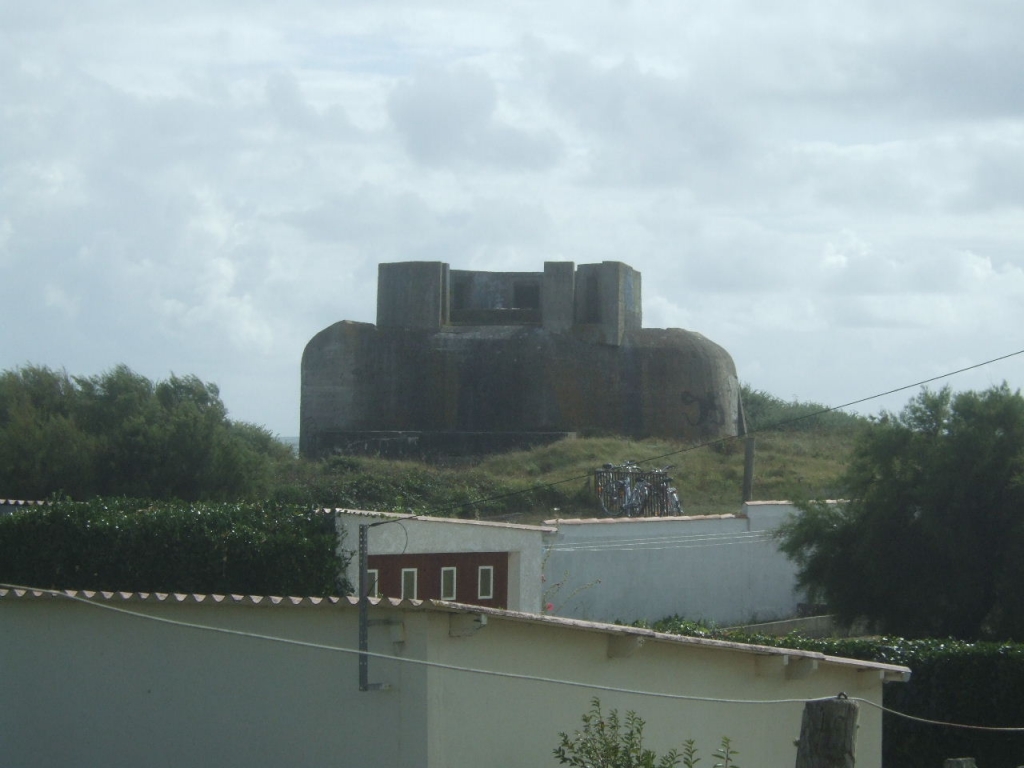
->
[0,591,903,768]
[0,596,427,768]
[336,510,552,612]
[428,612,898,768]
[543,502,805,625]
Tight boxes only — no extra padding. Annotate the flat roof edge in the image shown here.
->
[0,585,911,680]
[333,509,557,532]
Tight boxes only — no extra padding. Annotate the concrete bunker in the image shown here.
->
[301,261,744,458]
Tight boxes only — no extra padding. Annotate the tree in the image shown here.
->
[0,364,288,501]
[777,384,1024,640]
[0,366,99,498]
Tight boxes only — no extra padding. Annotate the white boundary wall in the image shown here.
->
[543,502,805,625]
[0,591,904,768]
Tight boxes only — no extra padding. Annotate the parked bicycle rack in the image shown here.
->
[593,461,682,518]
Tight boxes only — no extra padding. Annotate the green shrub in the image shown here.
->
[555,697,741,768]
[651,619,1024,768]
[740,383,866,434]
[777,386,1024,642]
[0,497,346,597]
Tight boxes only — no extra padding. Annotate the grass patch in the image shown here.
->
[272,428,856,523]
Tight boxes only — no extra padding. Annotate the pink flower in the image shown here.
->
[545,603,555,612]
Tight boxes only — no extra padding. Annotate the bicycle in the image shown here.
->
[596,462,683,517]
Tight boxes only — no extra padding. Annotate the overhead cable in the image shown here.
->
[442,347,1024,517]
[7,583,1024,733]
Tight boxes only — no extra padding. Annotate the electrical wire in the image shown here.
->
[6,583,1024,733]
[546,532,771,553]
[9,357,1024,729]
[0,583,818,707]
[546,529,768,548]
[439,347,1024,517]
[0,589,851,708]
[852,696,1024,733]
[545,538,771,554]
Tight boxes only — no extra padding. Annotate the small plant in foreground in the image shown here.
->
[681,739,700,768]
[711,736,740,767]
[554,698,740,768]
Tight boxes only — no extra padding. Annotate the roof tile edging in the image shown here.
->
[0,586,911,680]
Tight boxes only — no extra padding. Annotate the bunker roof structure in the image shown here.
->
[301,261,744,458]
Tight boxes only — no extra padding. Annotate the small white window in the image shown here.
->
[366,569,380,598]
[478,566,494,600]
[401,568,418,600]
[441,567,457,601]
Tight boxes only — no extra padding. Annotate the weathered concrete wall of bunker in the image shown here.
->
[301,321,742,457]
[300,320,449,456]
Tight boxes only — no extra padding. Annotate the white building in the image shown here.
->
[0,585,908,768]
[336,510,553,612]
[338,502,806,626]
[542,501,805,625]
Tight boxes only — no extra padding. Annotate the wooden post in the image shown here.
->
[795,696,859,768]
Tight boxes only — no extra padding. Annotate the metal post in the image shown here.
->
[358,524,369,692]
[357,517,407,692]
[742,437,756,502]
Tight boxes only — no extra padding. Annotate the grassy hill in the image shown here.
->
[273,387,866,523]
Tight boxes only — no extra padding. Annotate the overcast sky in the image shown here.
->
[3,1,1023,437]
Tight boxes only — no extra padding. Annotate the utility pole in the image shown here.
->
[358,523,372,691]
[742,436,756,502]
[358,517,405,692]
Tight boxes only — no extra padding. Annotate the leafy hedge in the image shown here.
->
[651,618,1024,768]
[0,498,347,597]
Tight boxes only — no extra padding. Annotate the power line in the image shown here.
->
[0,583,821,707]
[6,583,1024,733]
[440,347,1024,517]
[801,348,1024,420]
[548,537,772,554]
[854,696,1024,733]
[547,529,767,547]
[545,532,771,553]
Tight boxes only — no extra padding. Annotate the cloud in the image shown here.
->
[536,48,746,187]
[286,184,553,270]
[2,1,1024,435]
[387,66,562,169]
